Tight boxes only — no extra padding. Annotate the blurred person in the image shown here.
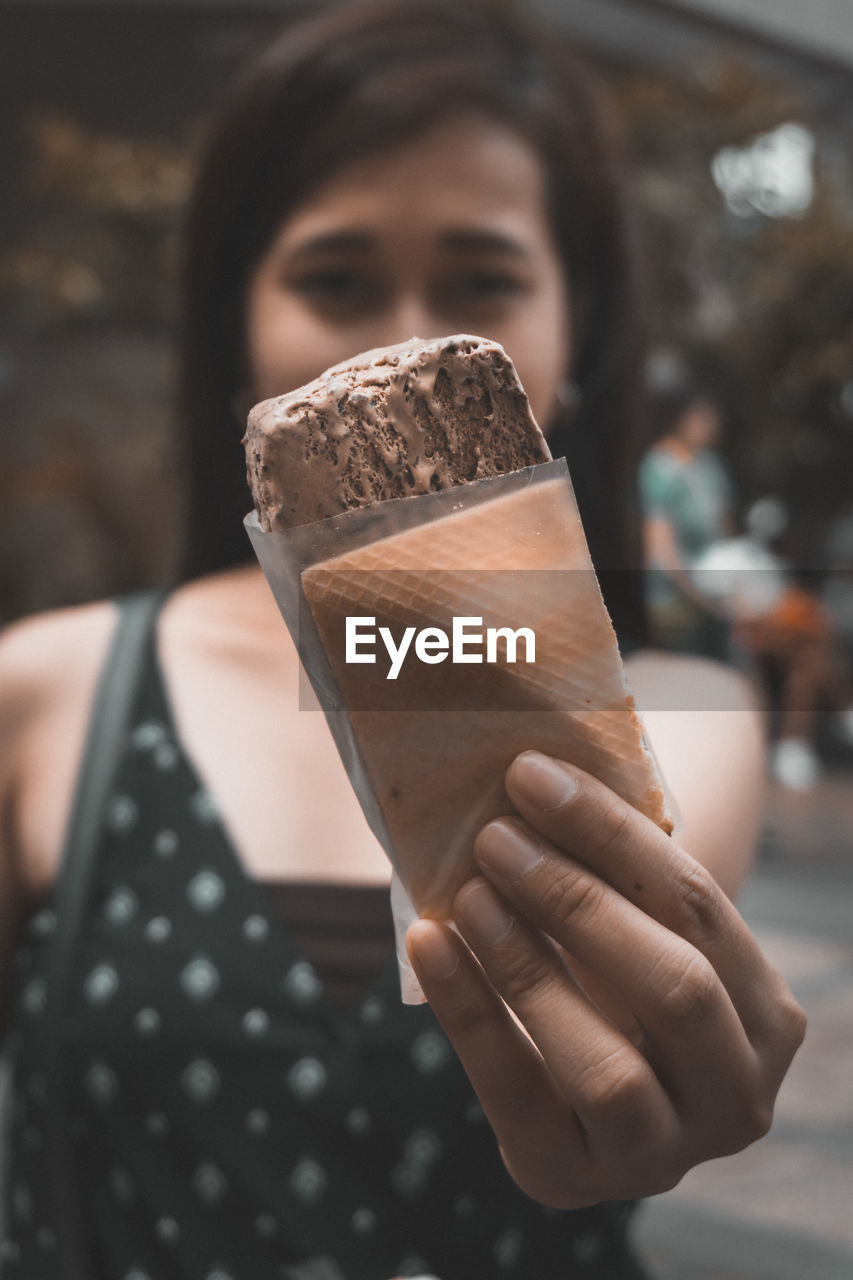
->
[638,377,736,661]
[726,501,853,790]
[0,4,805,1279]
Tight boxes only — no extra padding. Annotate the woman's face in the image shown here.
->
[246,115,572,435]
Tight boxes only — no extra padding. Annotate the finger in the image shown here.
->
[405,918,593,1206]
[554,942,648,1053]
[504,751,798,1052]
[449,878,677,1156]
[472,818,763,1133]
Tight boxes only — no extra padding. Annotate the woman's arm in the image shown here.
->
[643,515,729,619]
[0,604,115,1044]
[623,651,766,897]
[406,659,803,1210]
[0,624,34,1045]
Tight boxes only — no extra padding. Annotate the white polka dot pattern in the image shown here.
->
[104,887,139,925]
[409,1030,451,1075]
[131,720,168,751]
[493,1227,525,1269]
[573,1230,605,1264]
[242,1008,269,1037]
[288,1158,327,1205]
[359,995,386,1026]
[108,1167,136,1205]
[12,1185,32,1224]
[180,956,220,1002]
[153,742,180,771]
[85,1063,118,1105]
[191,1163,228,1205]
[404,1128,442,1168]
[287,1057,328,1101]
[344,1108,371,1136]
[181,1059,221,1104]
[155,1216,180,1244]
[134,1006,161,1036]
[242,914,269,943]
[245,1107,271,1136]
[144,914,172,943]
[283,960,323,1004]
[350,1207,376,1235]
[106,794,138,833]
[189,788,219,825]
[145,1111,169,1137]
[84,964,119,1006]
[21,979,46,1017]
[186,870,226,913]
[152,828,179,857]
[29,908,56,938]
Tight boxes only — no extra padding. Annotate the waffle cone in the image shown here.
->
[302,475,671,917]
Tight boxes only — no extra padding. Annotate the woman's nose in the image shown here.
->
[378,295,445,348]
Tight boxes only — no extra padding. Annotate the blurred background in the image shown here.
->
[0,1,851,1277]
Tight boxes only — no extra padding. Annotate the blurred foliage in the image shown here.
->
[611,54,853,559]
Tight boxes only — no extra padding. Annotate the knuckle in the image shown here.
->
[439,986,495,1039]
[744,1100,774,1143]
[654,951,718,1023]
[757,973,808,1056]
[787,999,808,1050]
[538,870,607,931]
[596,1148,687,1202]
[715,1095,775,1155]
[625,1158,686,1200]
[594,797,633,857]
[675,866,724,944]
[776,990,808,1053]
[578,1053,650,1125]
[649,1162,688,1196]
[495,942,558,1006]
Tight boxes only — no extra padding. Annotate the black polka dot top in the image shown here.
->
[1,594,649,1280]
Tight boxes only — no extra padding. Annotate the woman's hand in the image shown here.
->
[406,750,806,1210]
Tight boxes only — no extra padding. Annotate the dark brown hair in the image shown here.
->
[178,0,647,643]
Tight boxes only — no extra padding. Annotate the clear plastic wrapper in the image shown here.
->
[246,459,672,1004]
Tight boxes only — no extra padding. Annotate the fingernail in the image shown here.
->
[454,879,514,947]
[510,751,577,811]
[475,818,544,881]
[406,920,459,980]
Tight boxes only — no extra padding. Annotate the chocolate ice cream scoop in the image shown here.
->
[243,334,551,530]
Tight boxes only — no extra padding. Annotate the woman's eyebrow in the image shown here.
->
[440,229,531,258]
[287,231,374,262]
[285,228,532,262]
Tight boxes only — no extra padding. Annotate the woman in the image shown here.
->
[0,3,805,1278]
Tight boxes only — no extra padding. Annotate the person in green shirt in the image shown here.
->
[639,380,736,660]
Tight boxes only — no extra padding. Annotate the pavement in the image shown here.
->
[633,768,853,1280]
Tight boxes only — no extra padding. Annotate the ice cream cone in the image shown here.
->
[302,471,671,917]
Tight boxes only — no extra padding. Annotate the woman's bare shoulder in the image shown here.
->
[0,599,118,726]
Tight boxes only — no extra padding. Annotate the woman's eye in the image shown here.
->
[451,272,526,304]
[294,268,366,301]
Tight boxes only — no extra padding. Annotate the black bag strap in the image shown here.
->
[42,590,165,1279]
